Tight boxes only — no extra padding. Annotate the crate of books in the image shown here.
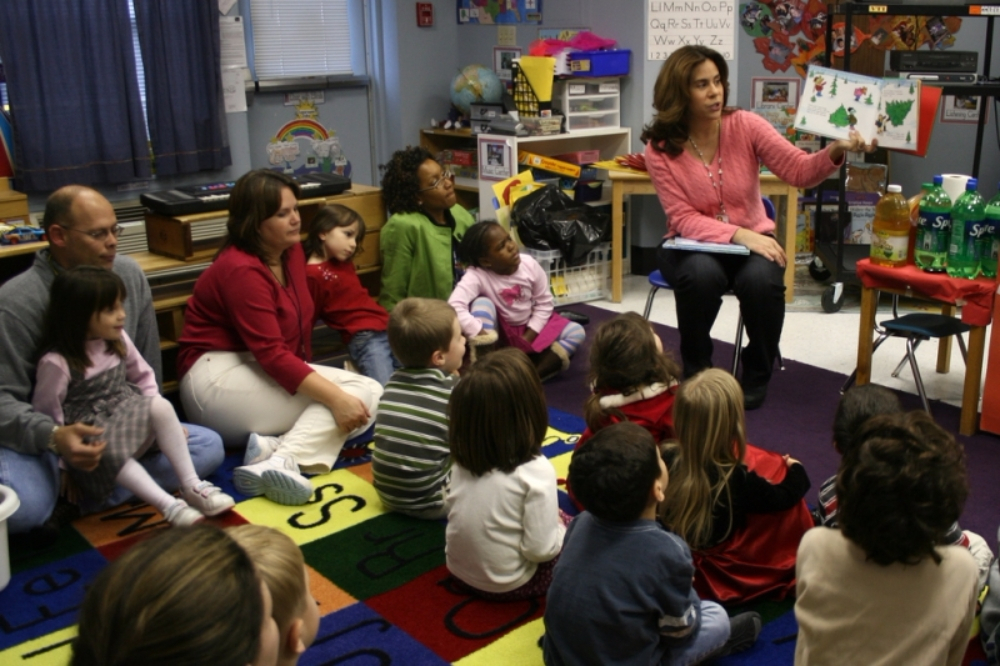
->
[522,243,610,306]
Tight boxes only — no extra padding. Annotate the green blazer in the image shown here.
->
[377,204,476,311]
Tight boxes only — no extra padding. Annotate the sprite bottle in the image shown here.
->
[946,178,986,279]
[981,185,1000,278]
[915,175,952,273]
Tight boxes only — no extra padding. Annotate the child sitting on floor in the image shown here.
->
[445,347,566,600]
[578,311,683,449]
[545,421,761,665]
[33,267,233,527]
[448,221,584,380]
[372,298,465,519]
[816,384,994,587]
[228,525,319,666]
[659,368,813,604]
[304,204,400,386]
[795,411,979,666]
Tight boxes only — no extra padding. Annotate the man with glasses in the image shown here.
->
[0,185,224,543]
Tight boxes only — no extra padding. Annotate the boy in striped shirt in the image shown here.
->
[372,298,466,519]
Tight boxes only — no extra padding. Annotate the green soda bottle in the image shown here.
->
[981,185,1000,278]
[946,178,986,279]
[915,175,952,273]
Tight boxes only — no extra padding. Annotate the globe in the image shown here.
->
[450,65,504,116]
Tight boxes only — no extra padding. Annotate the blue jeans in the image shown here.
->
[348,330,401,387]
[662,600,731,666]
[0,423,224,533]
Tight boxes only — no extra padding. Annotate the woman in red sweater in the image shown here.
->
[178,170,383,506]
[642,46,873,410]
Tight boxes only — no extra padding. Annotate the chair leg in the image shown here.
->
[841,332,892,393]
[891,339,923,379]
[906,338,932,414]
[732,314,745,376]
[643,286,660,320]
[957,333,968,364]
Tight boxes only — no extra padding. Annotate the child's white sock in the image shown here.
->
[115,458,176,513]
[149,395,201,490]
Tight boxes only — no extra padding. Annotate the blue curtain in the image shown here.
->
[0,0,151,192]
[134,0,231,176]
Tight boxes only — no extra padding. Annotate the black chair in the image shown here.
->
[642,198,783,375]
[841,293,970,413]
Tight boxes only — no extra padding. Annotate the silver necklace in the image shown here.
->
[688,121,728,223]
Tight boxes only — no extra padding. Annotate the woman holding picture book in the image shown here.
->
[641,45,874,410]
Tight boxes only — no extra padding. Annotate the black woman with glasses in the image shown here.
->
[378,146,476,312]
[0,185,224,541]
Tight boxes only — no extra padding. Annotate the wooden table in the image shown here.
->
[855,259,996,436]
[608,170,799,303]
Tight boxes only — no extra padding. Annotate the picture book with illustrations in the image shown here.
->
[794,65,921,150]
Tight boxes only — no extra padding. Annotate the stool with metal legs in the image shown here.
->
[842,293,969,413]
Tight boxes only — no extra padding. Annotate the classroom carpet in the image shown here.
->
[1,303,997,665]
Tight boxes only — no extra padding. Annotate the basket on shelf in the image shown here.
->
[522,242,611,306]
[511,61,549,117]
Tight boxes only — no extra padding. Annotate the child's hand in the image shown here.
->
[523,329,539,344]
[783,454,801,467]
[54,423,107,472]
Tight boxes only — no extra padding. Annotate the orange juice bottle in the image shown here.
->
[870,185,910,267]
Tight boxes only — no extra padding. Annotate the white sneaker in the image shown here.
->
[244,432,281,466]
[163,499,204,527]
[233,455,313,506]
[181,480,235,516]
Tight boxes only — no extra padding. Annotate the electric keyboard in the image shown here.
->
[140,172,352,217]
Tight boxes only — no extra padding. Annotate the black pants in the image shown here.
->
[656,245,786,389]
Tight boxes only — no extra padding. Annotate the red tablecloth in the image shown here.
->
[856,259,998,327]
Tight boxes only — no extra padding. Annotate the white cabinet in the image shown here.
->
[554,78,621,132]
[475,127,632,215]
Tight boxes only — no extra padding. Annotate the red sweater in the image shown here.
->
[644,109,844,244]
[576,383,678,450]
[305,259,388,344]
[178,243,315,395]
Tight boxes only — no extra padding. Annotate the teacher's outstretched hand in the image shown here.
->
[829,129,878,162]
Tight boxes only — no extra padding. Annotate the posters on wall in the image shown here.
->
[458,0,542,24]
[648,0,737,60]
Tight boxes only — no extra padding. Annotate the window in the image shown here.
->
[249,0,352,80]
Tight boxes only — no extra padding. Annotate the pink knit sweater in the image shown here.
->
[644,110,844,244]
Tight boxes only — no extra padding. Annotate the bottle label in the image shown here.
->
[872,230,908,263]
[918,210,950,232]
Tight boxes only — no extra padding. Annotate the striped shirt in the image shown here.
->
[372,367,456,513]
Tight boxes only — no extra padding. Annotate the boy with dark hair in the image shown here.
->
[543,421,760,665]
[795,411,979,665]
[372,297,466,519]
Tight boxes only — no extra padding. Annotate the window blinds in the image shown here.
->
[250,0,352,79]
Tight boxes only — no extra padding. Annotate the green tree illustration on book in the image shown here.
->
[828,104,851,128]
[831,76,839,95]
[865,93,874,105]
[885,99,914,126]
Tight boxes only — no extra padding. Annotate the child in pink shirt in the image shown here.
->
[448,221,584,380]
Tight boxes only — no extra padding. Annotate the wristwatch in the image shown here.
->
[47,424,60,455]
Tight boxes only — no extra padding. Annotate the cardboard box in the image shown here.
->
[0,178,28,220]
[553,150,600,165]
[517,151,581,178]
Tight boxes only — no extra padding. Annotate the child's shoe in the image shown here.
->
[233,455,314,506]
[244,432,280,465]
[534,343,570,382]
[163,499,204,527]
[181,480,235,516]
[716,611,762,657]
[468,328,498,364]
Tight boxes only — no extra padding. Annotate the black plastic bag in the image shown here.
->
[511,185,610,266]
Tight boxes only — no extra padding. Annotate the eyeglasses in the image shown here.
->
[59,224,123,241]
[418,169,455,192]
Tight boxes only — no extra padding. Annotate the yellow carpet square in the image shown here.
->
[0,626,76,665]
[454,617,545,666]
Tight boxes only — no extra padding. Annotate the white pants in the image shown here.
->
[180,351,382,473]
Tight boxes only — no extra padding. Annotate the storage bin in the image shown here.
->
[522,242,611,305]
[568,49,631,77]
[574,180,604,202]
[552,150,600,165]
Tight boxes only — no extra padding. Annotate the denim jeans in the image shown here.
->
[348,330,401,387]
[662,600,731,666]
[0,423,224,533]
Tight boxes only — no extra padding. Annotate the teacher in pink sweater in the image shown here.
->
[642,46,873,410]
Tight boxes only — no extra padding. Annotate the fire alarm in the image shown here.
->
[417,3,433,27]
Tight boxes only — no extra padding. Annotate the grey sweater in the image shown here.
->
[0,250,160,455]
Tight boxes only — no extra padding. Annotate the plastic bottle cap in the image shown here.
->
[933,175,943,186]
[968,178,978,190]
[887,184,902,193]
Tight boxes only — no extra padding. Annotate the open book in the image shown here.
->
[794,65,920,150]
[662,237,750,255]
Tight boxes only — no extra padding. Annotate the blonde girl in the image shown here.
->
[660,368,812,603]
